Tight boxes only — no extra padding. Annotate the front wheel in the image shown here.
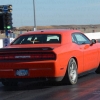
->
[63,58,78,85]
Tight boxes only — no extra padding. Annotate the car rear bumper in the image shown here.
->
[0,60,65,81]
[0,76,64,82]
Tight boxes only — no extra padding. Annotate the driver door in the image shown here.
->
[74,33,98,71]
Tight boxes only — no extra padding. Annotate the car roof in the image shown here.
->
[16,29,82,45]
[20,29,81,36]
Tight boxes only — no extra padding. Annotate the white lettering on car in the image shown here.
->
[15,56,31,58]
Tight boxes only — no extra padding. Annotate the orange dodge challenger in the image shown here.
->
[0,29,100,86]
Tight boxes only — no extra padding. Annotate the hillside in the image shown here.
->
[0,24,100,39]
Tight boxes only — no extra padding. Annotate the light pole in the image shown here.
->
[33,0,36,31]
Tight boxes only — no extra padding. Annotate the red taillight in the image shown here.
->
[31,54,55,59]
[0,56,3,60]
[0,52,56,60]
[31,54,41,59]
[9,55,15,59]
[0,55,15,60]
[42,54,55,59]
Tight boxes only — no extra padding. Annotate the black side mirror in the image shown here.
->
[90,39,96,46]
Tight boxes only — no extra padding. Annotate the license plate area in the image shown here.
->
[16,69,28,76]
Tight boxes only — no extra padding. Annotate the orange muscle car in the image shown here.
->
[0,29,100,86]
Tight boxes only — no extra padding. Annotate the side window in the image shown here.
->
[27,36,33,41]
[47,35,59,41]
[74,33,91,45]
[72,34,77,43]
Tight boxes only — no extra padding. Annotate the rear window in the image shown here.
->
[12,34,61,45]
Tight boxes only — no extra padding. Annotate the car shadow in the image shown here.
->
[2,81,65,91]
[1,72,100,91]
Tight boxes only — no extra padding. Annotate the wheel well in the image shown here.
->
[65,57,78,72]
[72,57,78,69]
[62,57,78,84]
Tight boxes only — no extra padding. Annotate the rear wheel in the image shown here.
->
[63,58,78,85]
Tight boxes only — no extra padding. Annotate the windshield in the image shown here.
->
[12,34,61,45]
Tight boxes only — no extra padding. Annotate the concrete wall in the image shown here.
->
[84,32,100,40]
[0,38,15,48]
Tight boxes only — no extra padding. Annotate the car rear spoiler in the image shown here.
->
[0,47,54,53]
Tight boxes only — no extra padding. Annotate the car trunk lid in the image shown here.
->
[0,44,61,61]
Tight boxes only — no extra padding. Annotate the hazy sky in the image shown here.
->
[1,0,100,27]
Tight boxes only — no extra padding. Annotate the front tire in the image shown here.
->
[63,58,78,85]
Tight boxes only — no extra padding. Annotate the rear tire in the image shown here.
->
[62,58,78,85]
[95,64,100,74]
